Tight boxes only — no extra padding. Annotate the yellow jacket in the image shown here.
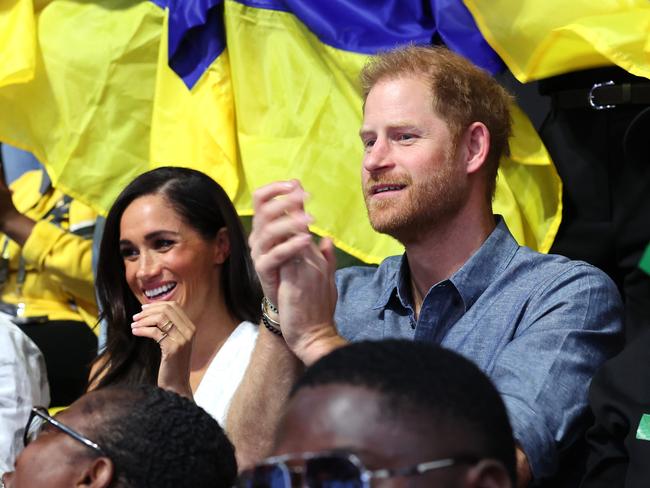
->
[0,170,98,328]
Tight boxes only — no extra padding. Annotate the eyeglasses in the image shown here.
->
[24,406,106,456]
[238,450,479,487]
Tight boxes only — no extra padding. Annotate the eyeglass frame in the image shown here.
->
[24,406,107,457]
[238,449,480,487]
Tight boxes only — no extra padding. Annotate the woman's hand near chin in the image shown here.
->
[131,301,195,399]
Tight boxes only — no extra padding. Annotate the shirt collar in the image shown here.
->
[372,217,519,311]
[449,217,518,310]
[371,256,404,310]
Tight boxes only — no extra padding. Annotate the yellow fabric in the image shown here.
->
[150,14,240,200]
[48,405,66,416]
[495,105,562,253]
[0,0,163,214]
[226,1,561,261]
[0,0,561,264]
[2,170,98,328]
[463,0,650,83]
[0,1,240,214]
[0,0,36,87]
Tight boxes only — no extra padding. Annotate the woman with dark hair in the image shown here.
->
[89,167,262,425]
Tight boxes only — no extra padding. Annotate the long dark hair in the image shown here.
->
[90,167,262,389]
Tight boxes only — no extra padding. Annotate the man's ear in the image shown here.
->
[461,121,490,175]
[77,456,114,488]
[213,227,231,265]
[463,459,513,488]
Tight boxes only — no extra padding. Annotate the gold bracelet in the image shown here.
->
[262,296,279,314]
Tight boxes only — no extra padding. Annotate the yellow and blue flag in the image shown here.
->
[149,0,239,200]
[0,0,561,263]
[220,0,560,260]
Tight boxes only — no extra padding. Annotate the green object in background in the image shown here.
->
[636,413,650,441]
[640,244,650,276]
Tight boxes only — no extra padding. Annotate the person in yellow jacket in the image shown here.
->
[0,157,98,407]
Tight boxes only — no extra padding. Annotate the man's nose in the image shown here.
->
[362,138,393,173]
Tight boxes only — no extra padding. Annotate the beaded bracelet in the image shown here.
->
[261,313,282,336]
[261,297,282,336]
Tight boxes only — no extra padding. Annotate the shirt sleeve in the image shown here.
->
[491,263,623,480]
[0,320,50,474]
[21,219,96,305]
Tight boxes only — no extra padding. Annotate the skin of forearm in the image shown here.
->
[0,211,35,247]
[226,327,304,470]
[294,325,348,366]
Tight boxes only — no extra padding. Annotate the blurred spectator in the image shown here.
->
[0,321,49,475]
[1,384,237,488]
[239,340,515,488]
[580,255,650,488]
[0,144,98,406]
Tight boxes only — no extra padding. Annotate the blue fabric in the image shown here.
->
[235,0,434,54]
[431,0,504,75]
[334,219,623,480]
[151,0,226,89]
[234,0,503,73]
[154,0,503,89]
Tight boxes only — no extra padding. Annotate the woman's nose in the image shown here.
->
[135,252,162,280]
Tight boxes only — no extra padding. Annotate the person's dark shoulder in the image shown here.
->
[581,328,650,488]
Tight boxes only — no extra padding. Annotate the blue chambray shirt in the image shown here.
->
[334,219,623,480]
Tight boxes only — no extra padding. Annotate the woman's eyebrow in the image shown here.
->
[143,230,180,240]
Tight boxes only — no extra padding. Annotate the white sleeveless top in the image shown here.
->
[193,321,259,427]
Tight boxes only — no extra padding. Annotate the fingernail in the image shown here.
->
[141,304,150,309]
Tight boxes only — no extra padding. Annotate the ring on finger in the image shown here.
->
[160,320,174,333]
[157,332,169,344]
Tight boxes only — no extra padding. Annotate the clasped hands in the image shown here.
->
[250,180,345,365]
